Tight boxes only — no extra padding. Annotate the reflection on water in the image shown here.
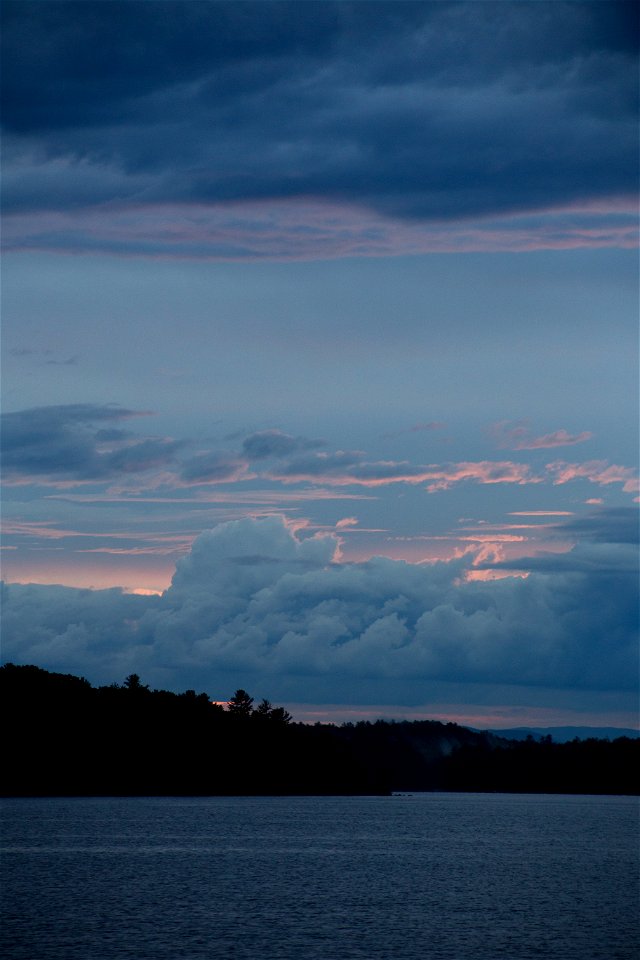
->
[1,793,638,960]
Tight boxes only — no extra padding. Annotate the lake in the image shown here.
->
[1,793,637,959]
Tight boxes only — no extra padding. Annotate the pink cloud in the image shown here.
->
[335,517,359,529]
[509,511,574,516]
[423,461,541,492]
[462,523,557,531]
[76,545,192,556]
[457,534,527,543]
[547,460,639,494]
[465,569,529,582]
[271,454,540,490]
[530,430,593,449]
[4,196,637,262]
[0,520,194,548]
[491,420,592,450]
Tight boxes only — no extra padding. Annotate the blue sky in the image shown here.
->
[1,1,638,727]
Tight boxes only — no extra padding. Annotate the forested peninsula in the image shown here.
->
[2,664,638,797]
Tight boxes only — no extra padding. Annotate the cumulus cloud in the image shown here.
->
[2,515,637,702]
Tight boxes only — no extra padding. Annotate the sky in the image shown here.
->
[1,1,638,729]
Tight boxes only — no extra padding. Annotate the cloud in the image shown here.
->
[554,507,640,545]
[270,451,541,490]
[477,508,639,574]
[241,430,325,460]
[2,515,637,703]
[4,199,636,261]
[9,347,38,357]
[482,540,638,576]
[547,460,639,494]
[5,406,635,505]
[491,420,593,450]
[335,517,359,530]
[509,511,574,517]
[153,429,326,487]
[2,2,636,257]
[383,421,446,440]
[1,403,182,485]
[421,461,542,493]
[179,452,250,485]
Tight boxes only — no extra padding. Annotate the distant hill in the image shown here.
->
[483,726,640,743]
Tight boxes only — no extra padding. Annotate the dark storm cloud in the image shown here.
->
[1,403,183,483]
[1,517,637,699]
[2,2,637,222]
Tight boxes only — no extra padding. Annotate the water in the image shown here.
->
[1,793,637,960]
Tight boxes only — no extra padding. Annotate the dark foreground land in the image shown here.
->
[2,664,638,796]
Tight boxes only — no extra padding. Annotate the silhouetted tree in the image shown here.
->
[227,688,254,716]
[253,698,293,724]
[254,698,273,717]
[268,706,292,724]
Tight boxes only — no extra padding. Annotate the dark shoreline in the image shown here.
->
[3,664,638,798]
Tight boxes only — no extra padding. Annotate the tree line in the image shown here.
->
[1,664,637,796]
